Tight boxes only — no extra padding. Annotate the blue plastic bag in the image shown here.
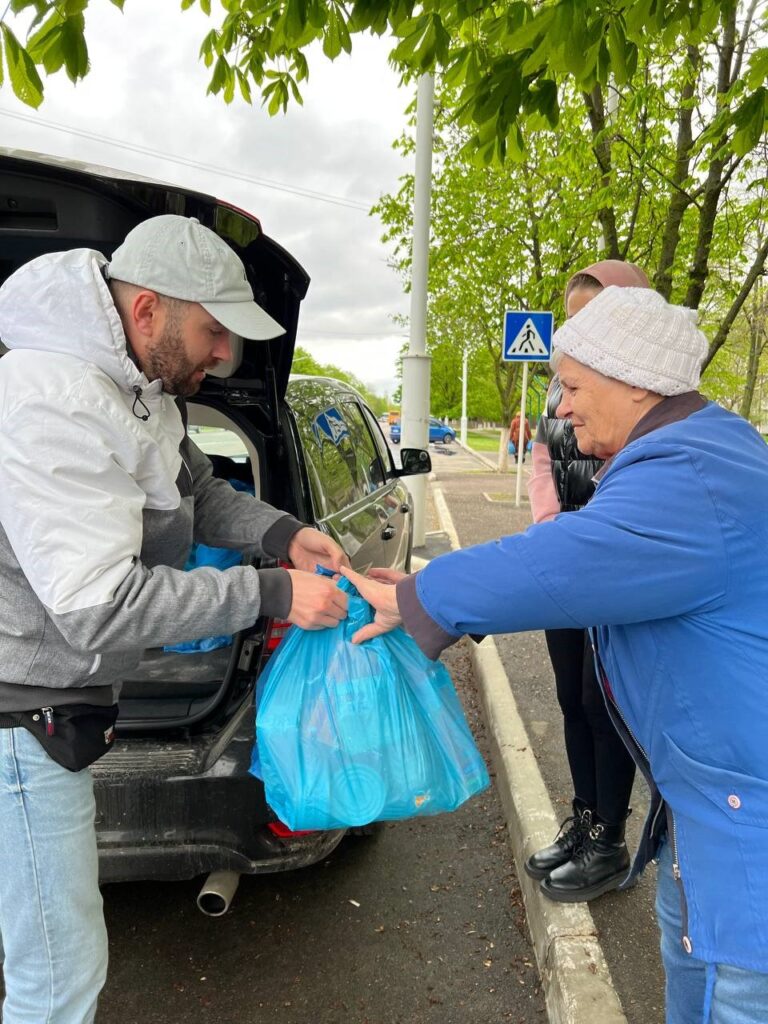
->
[165,477,253,654]
[251,577,489,830]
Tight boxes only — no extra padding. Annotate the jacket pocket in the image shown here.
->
[662,733,768,829]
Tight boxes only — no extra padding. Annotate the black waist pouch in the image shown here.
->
[0,704,119,772]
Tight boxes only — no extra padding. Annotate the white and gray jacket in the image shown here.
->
[0,248,301,713]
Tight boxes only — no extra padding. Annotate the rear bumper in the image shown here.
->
[97,831,346,883]
[93,699,345,882]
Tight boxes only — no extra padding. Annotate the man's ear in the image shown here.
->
[130,290,162,341]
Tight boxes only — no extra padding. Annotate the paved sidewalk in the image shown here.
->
[413,445,664,1024]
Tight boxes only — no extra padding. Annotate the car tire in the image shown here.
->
[392,438,400,444]
[443,433,453,444]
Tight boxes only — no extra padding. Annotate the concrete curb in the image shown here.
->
[430,484,628,1024]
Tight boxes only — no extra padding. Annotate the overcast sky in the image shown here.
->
[1,1,414,397]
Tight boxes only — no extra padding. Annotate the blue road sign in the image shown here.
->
[503,310,554,362]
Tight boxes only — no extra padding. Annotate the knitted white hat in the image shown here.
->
[552,286,709,396]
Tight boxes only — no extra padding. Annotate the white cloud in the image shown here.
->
[0,0,414,393]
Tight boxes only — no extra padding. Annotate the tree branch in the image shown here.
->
[703,235,768,370]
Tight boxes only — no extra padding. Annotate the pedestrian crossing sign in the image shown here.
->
[503,310,554,362]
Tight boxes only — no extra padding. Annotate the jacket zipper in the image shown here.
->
[666,806,693,954]
[591,631,693,955]
[590,630,651,770]
[42,706,55,737]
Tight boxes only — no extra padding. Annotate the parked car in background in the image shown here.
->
[0,149,432,913]
[390,417,457,445]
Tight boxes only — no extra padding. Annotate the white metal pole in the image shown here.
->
[401,73,434,548]
[515,361,530,508]
[460,347,468,445]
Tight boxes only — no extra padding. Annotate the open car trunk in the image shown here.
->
[0,150,310,734]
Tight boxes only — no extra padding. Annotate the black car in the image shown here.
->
[0,150,431,913]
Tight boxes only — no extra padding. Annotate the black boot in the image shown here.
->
[540,813,631,902]
[524,801,593,881]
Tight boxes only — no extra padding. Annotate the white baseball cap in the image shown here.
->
[106,215,285,340]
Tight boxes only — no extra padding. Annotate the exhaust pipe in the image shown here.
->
[196,870,241,917]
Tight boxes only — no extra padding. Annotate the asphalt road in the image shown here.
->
[98,642,546,1024]
[431,463,665,1024]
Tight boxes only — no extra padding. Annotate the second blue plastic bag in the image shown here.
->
[251,577,489,831]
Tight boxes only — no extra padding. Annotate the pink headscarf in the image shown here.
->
[565,259,651,302]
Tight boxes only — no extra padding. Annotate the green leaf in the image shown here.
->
[731,88,767,158]
[236,67,252,103]
[504,7,553,52]
[1,24,43,107]
[199,28,218,59]
[207,53,229,95]
[285,0,309,44]
[288,74,303,104]
[747,48,768,93]
[294,50,309,81]
[323,6,342,58]
[390,14,428,63]
[622,0,651,37]
[26,12,65,73]
[607,17,628,85]
[596,36,610,84]
[59,15,89,83]
[443,47,470,90]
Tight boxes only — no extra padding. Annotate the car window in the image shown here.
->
[192,425,249,463]
[296,398,387,518]
[361,405,393,473]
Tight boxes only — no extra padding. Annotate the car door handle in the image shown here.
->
[381,525,396,541]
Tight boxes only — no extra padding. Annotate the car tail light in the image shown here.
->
[267,821,316,838]
[265,619,291,651]
[265,559,293,652]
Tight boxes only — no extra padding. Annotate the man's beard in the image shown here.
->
[144,323,211,397]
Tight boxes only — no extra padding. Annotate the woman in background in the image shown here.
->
[524,260,649,902]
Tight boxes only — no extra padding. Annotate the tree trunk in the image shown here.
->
[654,46,699,299]
[583,86,620,258]
[684,7,737,310]
[740,321,760,422]
[739,284,767,421]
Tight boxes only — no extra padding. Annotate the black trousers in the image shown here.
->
[545,627,636,825]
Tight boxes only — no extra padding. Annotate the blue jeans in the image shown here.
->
[0,728,108,1023]
[656,837,768,1024]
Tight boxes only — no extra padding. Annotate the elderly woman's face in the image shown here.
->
[555,354,641,459]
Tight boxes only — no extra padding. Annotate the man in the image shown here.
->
[508,411,532,461]
[344,286,768,1024]
[0,215,348,1023]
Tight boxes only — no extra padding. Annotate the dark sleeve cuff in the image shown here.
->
[257,568,293,619]
[261,515,306,561]
[396,572,461,661]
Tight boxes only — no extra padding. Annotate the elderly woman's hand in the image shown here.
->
[339,566,404,643]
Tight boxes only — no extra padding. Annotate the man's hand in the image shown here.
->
[339,566,404,643]
[287,527,350,574]
[286,571,348,630]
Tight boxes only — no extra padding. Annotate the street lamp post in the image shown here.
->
[400,73,434,548]
[460,347,468,445]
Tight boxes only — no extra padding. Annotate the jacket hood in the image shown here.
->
[0,248,146,393]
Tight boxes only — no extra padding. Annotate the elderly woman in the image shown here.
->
[342,286,768,1024]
